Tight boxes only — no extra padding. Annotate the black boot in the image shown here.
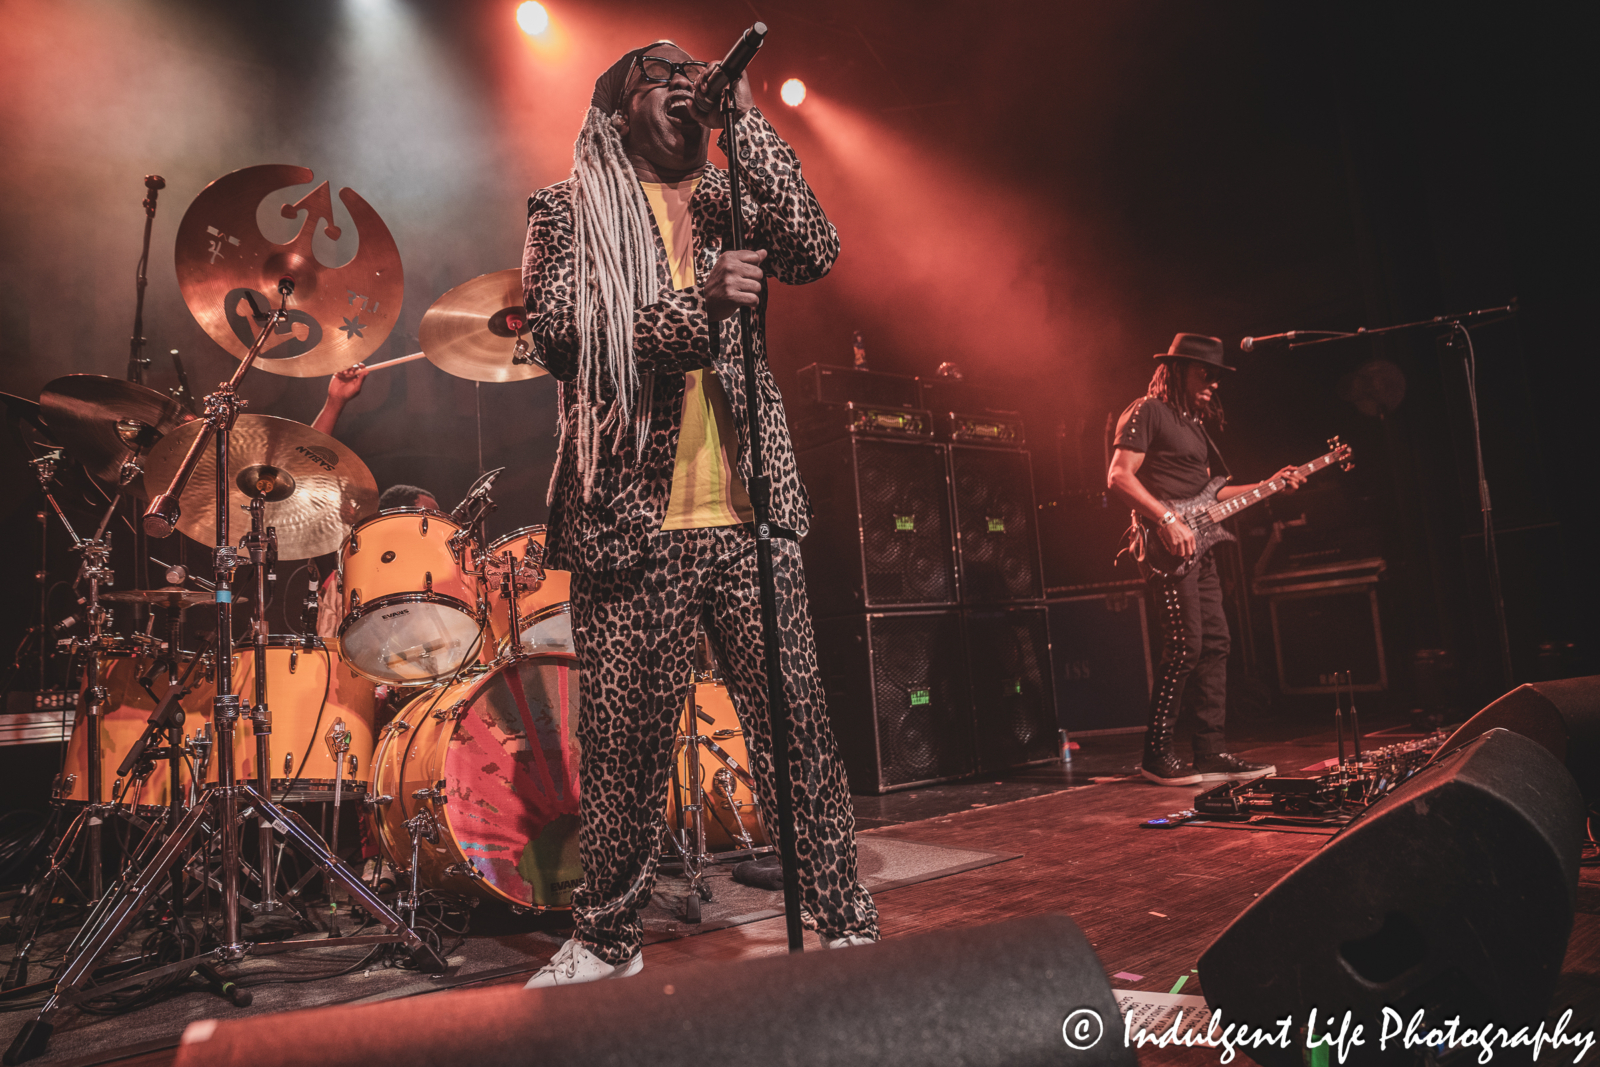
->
[1141,714,1201,786]
[1193,752,1275,782]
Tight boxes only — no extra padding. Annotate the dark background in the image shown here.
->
[1,0,1593,717]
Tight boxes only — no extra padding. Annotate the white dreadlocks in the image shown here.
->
[555,102,659,502]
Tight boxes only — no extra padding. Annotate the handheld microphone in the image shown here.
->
[693,23,767,115]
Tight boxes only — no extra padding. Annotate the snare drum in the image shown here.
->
[213,636,377,801]
[339,508,483,685]
[369,653,582,909]
[59,641,214,810]
[665,682,768,852]
[482,526,573,655]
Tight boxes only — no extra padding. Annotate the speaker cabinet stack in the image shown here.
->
[797,387,1055,793]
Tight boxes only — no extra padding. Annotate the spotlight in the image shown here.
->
[516,1,549,35]
[780,78,806,107]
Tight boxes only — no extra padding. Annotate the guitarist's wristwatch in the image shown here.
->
[1158,511,1178,526]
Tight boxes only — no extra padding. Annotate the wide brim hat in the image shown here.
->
[1152,332,1234,372]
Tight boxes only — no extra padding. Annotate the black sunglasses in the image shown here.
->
[634,55,710,83]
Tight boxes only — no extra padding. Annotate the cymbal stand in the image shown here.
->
[239,492,282,917]
[4,286,445,1067]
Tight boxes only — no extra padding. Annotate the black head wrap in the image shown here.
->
[591,40,675,113]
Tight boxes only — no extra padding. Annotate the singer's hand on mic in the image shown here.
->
[689,63,752,129]
[704,249,767,320]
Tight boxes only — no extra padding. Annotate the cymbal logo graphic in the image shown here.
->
[175,165,404,377]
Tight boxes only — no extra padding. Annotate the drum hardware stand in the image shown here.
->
[239,488,284,917]
[4,283,446,1067]
[720,62,805,953]
[4,456,141,981]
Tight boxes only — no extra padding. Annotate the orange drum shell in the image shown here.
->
[62,653,215,809]
[215,641,376,796]
[370,654,583,909]
[482,526,572,652]
[339,509,483,684]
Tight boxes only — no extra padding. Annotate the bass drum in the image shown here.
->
[58,641,214,810]
[370,653,583,910]
[213,637,377,801]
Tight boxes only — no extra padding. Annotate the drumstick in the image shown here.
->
[360,351,429,373]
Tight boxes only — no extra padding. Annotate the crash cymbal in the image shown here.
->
[39,375,193,497]
[143,414,378,559]
[102,586,215,610]
[418,270,548,383]
[175,164,404,377]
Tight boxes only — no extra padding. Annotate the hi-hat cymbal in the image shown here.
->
[143,415,378,559]
[418,270,548,383]
[39,375,194,497]
[175,164,404,377]
[102,586,215,610]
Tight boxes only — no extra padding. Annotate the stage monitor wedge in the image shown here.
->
[1198,728,1585,1067]
[1431,674,1600,803]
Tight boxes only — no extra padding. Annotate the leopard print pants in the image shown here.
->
[568,525,879,963]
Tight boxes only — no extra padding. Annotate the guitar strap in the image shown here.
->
[1197,421,1231,482]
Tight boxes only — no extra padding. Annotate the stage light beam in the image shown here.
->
[781,78,806,107]
[516,2,549,36]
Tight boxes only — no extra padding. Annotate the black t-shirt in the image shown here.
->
[1112,397,1215,502]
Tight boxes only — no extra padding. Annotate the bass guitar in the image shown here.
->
[1134,436,1353,580]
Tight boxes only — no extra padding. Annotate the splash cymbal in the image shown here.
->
[39,375,194,497]
[142,414,378,559]
[175,164,404,377]
[102,586,215,610]
[418,270,548,383]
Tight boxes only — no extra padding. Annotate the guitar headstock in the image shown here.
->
[1327,435,1355,472]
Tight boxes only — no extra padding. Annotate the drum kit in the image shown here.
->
[3,165,767,1062]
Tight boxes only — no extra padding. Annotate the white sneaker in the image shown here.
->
[819,932,877,949]
[523,938,643,988]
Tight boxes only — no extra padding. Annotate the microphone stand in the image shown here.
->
[1265,300,1517,691]
[127,175,164,603]
[722,87,805,954]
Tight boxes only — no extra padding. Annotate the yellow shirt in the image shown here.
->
[640,178,754,530]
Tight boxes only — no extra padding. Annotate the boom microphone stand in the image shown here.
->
[1245,302,1517,690]
[720,50,805,954]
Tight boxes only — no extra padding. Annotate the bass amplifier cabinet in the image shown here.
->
[796,363,920,411]
[798,436,957,618]
[816,610,975,794]
[948,445,1044,604]
[965,606,1058,772]
[1046,585,1153,734]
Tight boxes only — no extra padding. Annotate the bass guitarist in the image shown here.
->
[1107,333,1304,786]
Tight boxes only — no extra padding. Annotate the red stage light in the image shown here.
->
[781,78,806,107]
[516,1,549,36]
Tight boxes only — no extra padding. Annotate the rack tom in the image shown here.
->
[482,526,573,656]
[339,508,483,685]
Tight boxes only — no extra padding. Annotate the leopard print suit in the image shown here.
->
[522,108,878,962]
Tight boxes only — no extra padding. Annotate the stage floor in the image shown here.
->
[4,727,1597,1067]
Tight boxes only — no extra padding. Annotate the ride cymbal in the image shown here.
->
[142,414,378,559]
[39,375,193,497]
[418,270,548,383]
[175,165,403,377]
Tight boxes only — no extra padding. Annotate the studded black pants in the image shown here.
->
[1146,552,1230,757]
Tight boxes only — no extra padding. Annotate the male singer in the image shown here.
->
[519,40,878,986]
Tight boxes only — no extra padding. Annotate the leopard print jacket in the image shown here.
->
[522,108,838,573]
